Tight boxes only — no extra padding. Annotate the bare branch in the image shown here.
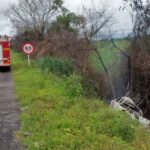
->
[8,0,63,37]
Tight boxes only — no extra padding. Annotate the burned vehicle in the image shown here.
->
[111,97,150,126]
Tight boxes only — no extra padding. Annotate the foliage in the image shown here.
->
[89,39,130,98]
[38,56,75,76]
[81,75,98,98]
[81,72,107,99]
[12,51,150,150]
[81,0,113,43]
[9,0,116,101]
[124,0,150,38]
[124,0,150,117]
[64,74,84,98]
[9,0,64,39]
[50,12,84,33]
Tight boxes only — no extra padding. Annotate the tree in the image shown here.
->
[124,0,150,118]
[50,11,84,33]
[81,0,114,43]
[81,0,116,98]
[8,0,64,40]
[124,0,150,40]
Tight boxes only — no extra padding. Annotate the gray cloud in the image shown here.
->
[0,0,18,13]
[0,0,133,36]
[64,0,133,36]
[0,0,18,35]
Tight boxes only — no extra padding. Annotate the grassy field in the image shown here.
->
[12,51,150,150]
[90,39,130,73]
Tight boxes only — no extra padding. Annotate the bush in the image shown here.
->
[64,74,84,98]
[81,76,100,98]
[38,56,75,76]
[81,70,107,99]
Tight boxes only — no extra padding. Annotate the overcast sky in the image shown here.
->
[0,0,133,37]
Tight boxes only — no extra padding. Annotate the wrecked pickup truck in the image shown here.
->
[111,97,150,126]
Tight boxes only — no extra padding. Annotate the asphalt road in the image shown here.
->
[0,71,23,150]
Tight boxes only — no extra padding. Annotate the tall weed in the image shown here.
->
[38,56,75,76]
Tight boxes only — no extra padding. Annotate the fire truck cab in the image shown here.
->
[0,35,11,71]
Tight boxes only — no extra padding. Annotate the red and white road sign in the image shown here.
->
[23,43,34,54]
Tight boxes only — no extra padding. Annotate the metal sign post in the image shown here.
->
[28,54,30,66]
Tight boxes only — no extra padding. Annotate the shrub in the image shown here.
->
[38,56,75,76]
[81,69,108,99]
[81,75,100,98]
[64,74,84,98]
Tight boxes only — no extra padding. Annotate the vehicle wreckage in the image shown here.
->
[111,97,150,126]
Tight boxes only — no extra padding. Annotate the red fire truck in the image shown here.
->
[0,35,11,70]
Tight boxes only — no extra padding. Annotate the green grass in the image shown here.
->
[12,51,150,150]
[90,39,130,74]
[38,56,75,76]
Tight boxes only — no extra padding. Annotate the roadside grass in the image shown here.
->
[12,51,150,150]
